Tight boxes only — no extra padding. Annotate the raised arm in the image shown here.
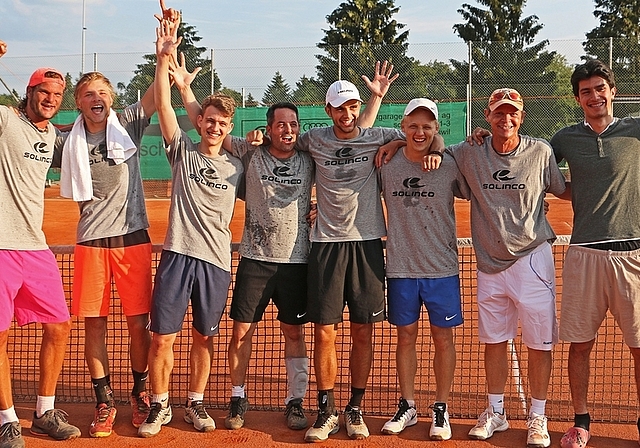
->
[154,17,182,143]
[358,60,399,128]
[168,52,201,130]
[0,40,6,58]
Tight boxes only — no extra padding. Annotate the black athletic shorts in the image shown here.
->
[307,239,385,324]
[231,257,308,325]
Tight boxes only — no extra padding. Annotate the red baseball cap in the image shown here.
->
[28,67,66,89]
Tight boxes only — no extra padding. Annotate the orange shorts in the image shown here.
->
[71,242,152,317]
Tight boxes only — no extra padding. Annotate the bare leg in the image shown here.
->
[314,324,337,391]
[528,348,552,401]
[485,341,508,395]
[281,323,306,359]
[431,325,456,403]
[395,323,418,400]
[84,317,109,378]
[148,332,177,395]
[126,314,151,374]
[0,329,12,410]
[568,340,595,415]
[228,321,257,387]
[189,327,214,394]
[350,323,373,390]
[39,321,71,396]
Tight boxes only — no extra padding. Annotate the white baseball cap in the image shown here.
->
[404,98,438,120]
[325,80,363,107]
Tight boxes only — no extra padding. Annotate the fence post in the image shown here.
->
[338,44,342,81]
[93,53,98,72]
[609,37,613,71]
[211,48,215,95]
[467,41,473,136]
[242,87,246,108]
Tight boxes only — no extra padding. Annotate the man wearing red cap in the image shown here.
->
[0,40,81,448]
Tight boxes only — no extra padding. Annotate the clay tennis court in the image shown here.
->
[9,190,639,447]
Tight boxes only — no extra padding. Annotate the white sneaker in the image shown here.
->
[138,403,172,438]
[429,402,451,441]
[304,410,339,442]
[381,398,417,435]
[468,406,509,440]
[527,413,551,448]
[344,405,369,440]
[184,400,215,432]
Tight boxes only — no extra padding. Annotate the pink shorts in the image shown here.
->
[0,249,69,330]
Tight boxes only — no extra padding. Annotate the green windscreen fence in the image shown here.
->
[49,102,467,181]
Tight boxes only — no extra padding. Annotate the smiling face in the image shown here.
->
[75,78,115,133]
[26,81,64,123]
[575,75,615,124]
[267,107,299,159]
[484,104,524,142]
[401,108,439,158]
[197,105,234,149]
[325,99,361,139]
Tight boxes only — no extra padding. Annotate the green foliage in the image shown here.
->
[583,0,640,82]
[245,93,259,107]
[262,72,292,105]
[315,0,420,101]
[0,93,17,106]
[119,20,221,107]
[292,75,323,106]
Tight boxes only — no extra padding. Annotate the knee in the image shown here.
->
[431,327,454,349]
[569,340,594,358]
[43,320,71,340]
[350,323,372,345]
[281,324,303,343]
[314,325,336,346]
[151,334,174,353]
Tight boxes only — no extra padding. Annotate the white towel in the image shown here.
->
[60,110,137,201]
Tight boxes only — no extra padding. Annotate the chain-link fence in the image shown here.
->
[2,38,640,142]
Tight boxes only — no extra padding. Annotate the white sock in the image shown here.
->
[152,392,169,408]
[36,396,55,418]
[0,407,19,425]
[231,385,245,398]
[530,397,546,417]
[187,391,204,406]
[406,399,416,408]
[488,393,504,414]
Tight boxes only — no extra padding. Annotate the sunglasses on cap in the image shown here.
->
[488,88,523,110]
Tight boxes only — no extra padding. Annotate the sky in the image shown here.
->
[0,0,599,95]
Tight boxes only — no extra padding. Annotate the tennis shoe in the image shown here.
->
[224,396,249,430]
[130,392,150,428]
[284,398,308,430]
[89,403,116,438]
[526,413,550,447]
[0,422,24,448]
[304,410,339,442]
[137,403,172,438]
[468,406,509,440]
[184,400,215,432]
[30,409,81,440]
[344,405,369,439]
[429,402,451,441]
[381,398,417,435]
[560,426,590,448]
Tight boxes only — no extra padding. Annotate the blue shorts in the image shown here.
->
[387,276,463,328]
[150,251,230,336]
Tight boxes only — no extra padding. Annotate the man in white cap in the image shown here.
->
[449,88,566,448]
[298,74,444,442]
[379,98,468,441]
[0,40,81,448]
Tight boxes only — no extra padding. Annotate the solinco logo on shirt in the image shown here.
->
[391,177,435,198]
[324,147,369,166]
[483,169,525,190]
[24,141,53,163]
[189,167,228,189]
[89,144,109,165]
[261,165,302,185]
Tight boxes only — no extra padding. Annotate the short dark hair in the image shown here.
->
[571,59,616,97]
[266,102,299,126]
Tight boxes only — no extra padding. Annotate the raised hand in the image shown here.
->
[154,0,180,23]
[168,52,202,90]
[155,15,181,58]
[0,40,6,58]
[361,60,399,98]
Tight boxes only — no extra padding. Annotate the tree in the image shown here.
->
[314,0,419,101]
[119,19,221,106]
[451,0,568,138]
[583,0,640,83]
[262,72,292,105]
[292,75,323,105]
[244,93,259,107]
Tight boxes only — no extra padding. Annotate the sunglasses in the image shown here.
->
[489,89,523,105]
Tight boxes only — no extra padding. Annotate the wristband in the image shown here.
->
[428,151,444,158]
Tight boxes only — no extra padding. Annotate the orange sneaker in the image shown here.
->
[89,403,116,438]
[130,393,151,428]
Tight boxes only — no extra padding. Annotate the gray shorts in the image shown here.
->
[150,251,230,336]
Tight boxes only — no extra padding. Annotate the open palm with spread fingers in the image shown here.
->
[362,60,399,98]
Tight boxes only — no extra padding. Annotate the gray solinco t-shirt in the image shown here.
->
[55,102,150,243]
[381,149,469,278]
[164,129,244,271]
[297,126,403,242]
[449,135,566,274]
[231,137,314,263]
[0,106,58,250]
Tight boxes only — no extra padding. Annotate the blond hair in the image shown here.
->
[201,94,236,118]
[74,72,116,103]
